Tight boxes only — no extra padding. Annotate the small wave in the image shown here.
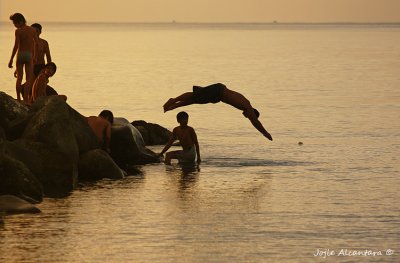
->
[203,157,310,168]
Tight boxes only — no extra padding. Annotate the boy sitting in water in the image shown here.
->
[159,111,201,165]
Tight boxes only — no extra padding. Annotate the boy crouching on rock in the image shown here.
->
[159,111,201,165]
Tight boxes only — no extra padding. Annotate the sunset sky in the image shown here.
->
[1,0,400,23]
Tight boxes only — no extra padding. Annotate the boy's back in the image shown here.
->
[173,125,196,150]
[16,25,36,52]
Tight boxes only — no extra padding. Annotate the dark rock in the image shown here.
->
[23,96,80,161]
[0,92,31,141]
[0,195,41,214]
[0,140,43,179]
[0,92,29,125]
[78,149,124,181]
[0,153,43,203]
[23,96,99,158]
[132,120,171,145]
[0,126,5,141]
[110,118,160,166]
[15,140,78,198]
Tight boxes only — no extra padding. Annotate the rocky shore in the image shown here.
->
[0,91,171,215]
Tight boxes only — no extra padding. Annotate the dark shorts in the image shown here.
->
[192,83,225,104]
[17,51,32,64]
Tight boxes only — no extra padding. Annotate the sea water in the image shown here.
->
[0,23,399,262]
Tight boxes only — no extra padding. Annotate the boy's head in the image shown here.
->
[31,23,42,34]
[10,13,26,27]
[176,111,189,125]
[44,62,57,77]
[99,110,114,124]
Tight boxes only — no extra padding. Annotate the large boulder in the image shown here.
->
[0,126,5,141]
[78,149,124,181]
[132,120,171,145]
[22,96,80,162]
[0,195,41,214]
[0,92,31,140]
[23,96,99,159]
[0,92,29,125]
[110,118,160,166]
[15,139,78,197]
[0,153,43,203]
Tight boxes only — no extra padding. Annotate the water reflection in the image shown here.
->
[165,163,200,196]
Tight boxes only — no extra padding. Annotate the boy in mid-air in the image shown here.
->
[163,83,273,141]
[159,111,201,165]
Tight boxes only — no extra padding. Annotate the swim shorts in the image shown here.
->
[192,83,225,104]
[177,147,196,163]
[17,51,32,64]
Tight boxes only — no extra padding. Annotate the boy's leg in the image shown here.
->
[164,92,195,112]
[24,61,34,103]
[15,64,24,101]
[163,92,194,111]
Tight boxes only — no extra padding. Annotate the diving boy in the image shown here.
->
[159,111,201,165]
[163,83,273,141]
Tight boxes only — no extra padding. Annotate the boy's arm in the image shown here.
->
[159,129,176,156]
[247,111,273,141]
[191,128,201,163]
[45,41,52,63]
[8,31,19,68]
[31,75,47,101]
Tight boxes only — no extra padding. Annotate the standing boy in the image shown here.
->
[31,23,52,77]
[8,13,39,103]
[159,111,201,165]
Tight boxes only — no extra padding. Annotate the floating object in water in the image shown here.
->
[298,141,303,145]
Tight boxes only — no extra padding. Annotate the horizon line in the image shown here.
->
[1,20,400,24]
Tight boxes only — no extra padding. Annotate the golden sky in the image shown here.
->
[1,0,400,23]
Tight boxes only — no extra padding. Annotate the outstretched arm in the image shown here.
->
[246,112,273,141]
[159,130,177,156]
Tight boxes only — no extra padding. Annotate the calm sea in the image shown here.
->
[1,23,399,262]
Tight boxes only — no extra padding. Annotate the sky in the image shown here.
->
[1,0,400,23]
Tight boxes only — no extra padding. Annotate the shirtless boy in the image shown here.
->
[86,110,114,153]
[163,83,273,141]
[30,62,66,104]
[159,111,201,165]
[31,23,52,77]
[8,13,39,103]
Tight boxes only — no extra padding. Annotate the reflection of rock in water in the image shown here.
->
[0,195,41,214]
